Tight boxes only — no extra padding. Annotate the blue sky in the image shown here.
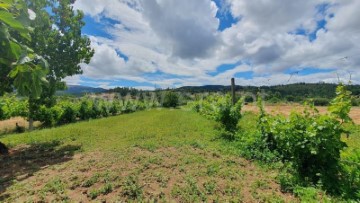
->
[68,0,360,89]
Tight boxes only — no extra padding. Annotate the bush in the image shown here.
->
[35,105,62,127]
[122,101,135,113]
[257,84,353,194]
[244,95,254,103]
[341,149,360,199]
[0,103,5,120]
[351,98,359,106]
[163,91,179,108]
[58,103,78,124]
[215,96,243,133]
[100,101,110,117]
[91,100,102,119]
[191,94,243,140]
[267,97,281,104]
[285,95,295,102]
[110,100,121,116]
[312,98,330,106]
[79,100,93,120]
[0,94,29,120]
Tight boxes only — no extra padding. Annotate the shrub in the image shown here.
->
[257,84,353,193]
[215,95,243,133]
[244,95,254,103]
[351,98,359,106]
[100,101,110,117]
[122,175,143,200]
[91,100,102,119]
[79,99,93,120]
[58,103,78,124]
[191,94,243,140]
[267,97,281,104]
[0,94,28,119]
[35,105,62,127]
[0,103,5,120]
[285,95,295,102]
[312,98,330,106]
[122,101,135,113]
[110,100,121,116]
[341,149,360,199]
[163,91,179,108]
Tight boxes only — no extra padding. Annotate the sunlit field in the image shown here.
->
[1,0,360,202]
[1,109,296,202]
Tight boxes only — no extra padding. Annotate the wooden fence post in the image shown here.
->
[231,78,235,105]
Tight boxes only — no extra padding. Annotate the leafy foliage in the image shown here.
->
[0,0,49,98]
[162,91,179,108]
[0,94,28,120]
[191,94,243,139]
[257,84,356,196]
[25,0,94,106]
[311,98,330,106]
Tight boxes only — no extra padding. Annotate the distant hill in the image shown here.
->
[177,83,360,98]
[57,85,106,95]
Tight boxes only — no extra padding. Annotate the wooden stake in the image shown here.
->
[231,78,235,105]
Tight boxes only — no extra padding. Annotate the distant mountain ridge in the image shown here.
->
[57,85,106,95]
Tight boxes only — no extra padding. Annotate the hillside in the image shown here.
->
[57,85,106,95]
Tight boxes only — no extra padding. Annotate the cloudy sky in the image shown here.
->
[66,0,360,90]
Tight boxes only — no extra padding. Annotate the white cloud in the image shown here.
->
[70,0,360,88]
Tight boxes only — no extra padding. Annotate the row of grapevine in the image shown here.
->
[0,94,160,127]
[0,94,29,120]
[0,90,183,129]
[190,94,243,139]
[35,98,159,127]
[257,84,359,199]
[190,85,359,200]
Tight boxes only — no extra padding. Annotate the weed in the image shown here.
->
[42,178,65,194]
[100,183,113,195]
[82,173,100,187]
[155,173,169,188]
[122,175,143,200]
[203,180,217,195]
[206,164,220,176]
[190,140,205,149]
[88,188,100,199]
[171,176,206,202]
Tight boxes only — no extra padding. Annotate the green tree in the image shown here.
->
[0,0,32,95]
[26,0,94,107]
[0,0,49,134]
[0,0,93,129]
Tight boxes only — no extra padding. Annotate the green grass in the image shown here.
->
[2,109,294,202]
[0,109,219,152]
[0,109,295,202]
[2,109,357,202]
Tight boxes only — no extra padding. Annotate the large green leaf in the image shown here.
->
[0,10,24,30]
[0,3,11,11]
[10,54,49,98]
[9,40,22,59]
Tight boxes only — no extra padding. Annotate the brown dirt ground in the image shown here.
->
[0,145,298,202]
[243,104,360,125]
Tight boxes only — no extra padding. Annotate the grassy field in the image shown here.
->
[0,109,298,202]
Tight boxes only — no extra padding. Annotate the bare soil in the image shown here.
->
[0,145,296,202]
